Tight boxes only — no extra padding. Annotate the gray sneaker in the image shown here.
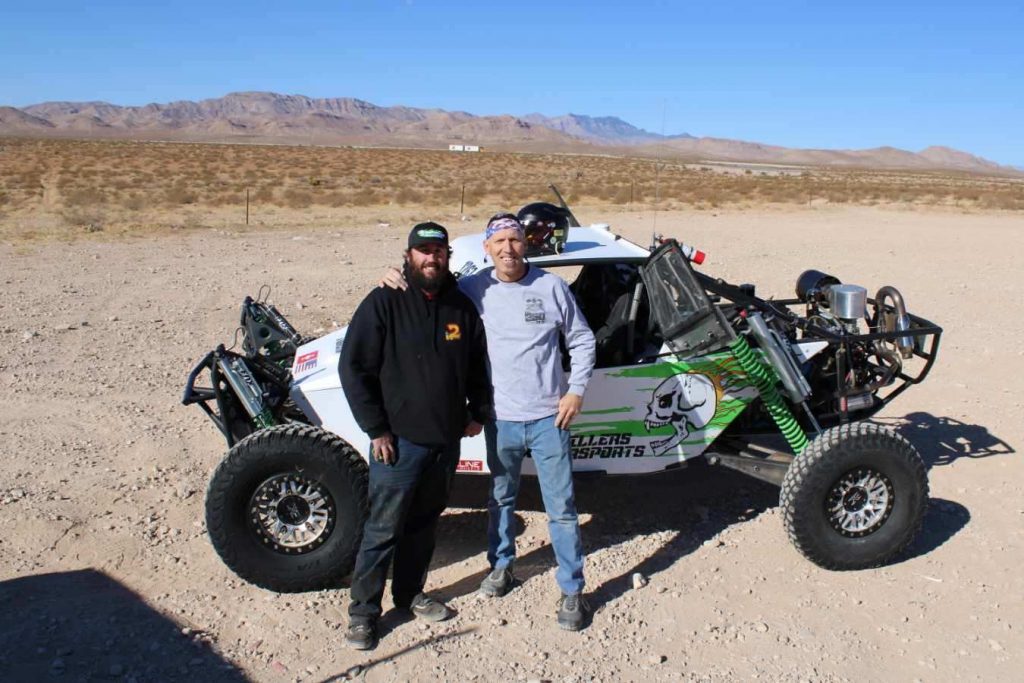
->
[408,593,453,622]
[478,565,515,597]
[556,593,589,631]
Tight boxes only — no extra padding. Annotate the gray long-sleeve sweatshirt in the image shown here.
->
[458,265,596,422]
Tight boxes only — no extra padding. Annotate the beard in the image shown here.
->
[406,260,446,294]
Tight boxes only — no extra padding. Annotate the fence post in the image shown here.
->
[460,183,465,215]
[246,188,250,225]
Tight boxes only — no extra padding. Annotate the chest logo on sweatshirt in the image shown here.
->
[445,323,462,341]
[524,296,546,324]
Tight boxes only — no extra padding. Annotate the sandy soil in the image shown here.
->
[0,205,1021,682]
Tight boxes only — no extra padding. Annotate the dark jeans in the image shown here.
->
[348,437,460,623]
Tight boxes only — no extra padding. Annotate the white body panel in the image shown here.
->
[286,225,815,477]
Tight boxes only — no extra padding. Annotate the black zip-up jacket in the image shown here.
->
[340,272,492,447]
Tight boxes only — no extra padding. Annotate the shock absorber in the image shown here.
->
[214,346,277,429]
[730,335,809,454]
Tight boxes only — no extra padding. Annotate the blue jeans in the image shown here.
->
[485,416,585,595]
[348,437,460,622]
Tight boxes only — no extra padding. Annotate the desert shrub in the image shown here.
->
[207,191,239,207]
[252,185,275,203]
[122,193,146,211]
[436,185,463,204]
[394,186,424,205]
[64,187,106,206]
[7,167,43,189]
[349,187,382,206]
[323,191,349,207]
[978,191,1024,210]
[2,138,1019,223]
[461,186,486,207]
[281,188,313,208]
[611,186,632,204]
[62,206,105,231]
[164,182,197,205]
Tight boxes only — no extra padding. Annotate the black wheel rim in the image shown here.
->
[825,466,894,538]
[248,473,336,554]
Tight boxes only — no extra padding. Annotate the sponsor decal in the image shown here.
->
[335,337,345,353]
[571,433,646,459]
[445,323,461,341]
[294,350,319,374]
[226,357,264,404]
[267,306,298,337]
[417,228,446,240]
[456,459,483,472]
[570,355,758,460]
[524,296,546,324]
[643,373,718,455]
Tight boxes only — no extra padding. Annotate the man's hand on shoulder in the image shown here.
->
[371,432,396,465]
[555,392,584,430]
[378,266,407,291]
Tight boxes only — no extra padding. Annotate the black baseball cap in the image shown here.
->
[408,222,449,249]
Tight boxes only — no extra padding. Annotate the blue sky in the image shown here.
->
[2,1,1022,165]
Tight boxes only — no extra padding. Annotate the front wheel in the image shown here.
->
[780,422,928,570]
[205,425,369,592]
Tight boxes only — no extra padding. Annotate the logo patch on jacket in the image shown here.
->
[445,323,461,341]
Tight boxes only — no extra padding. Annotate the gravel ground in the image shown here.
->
[1,205,1021,682]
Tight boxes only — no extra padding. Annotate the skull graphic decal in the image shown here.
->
[643,373,718,455]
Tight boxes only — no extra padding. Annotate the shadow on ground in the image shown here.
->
[0,569,246,681]
[437,462,778,609]
[435,417,983,607]
[898,497,971,563]
[880,411,1015,468]
[318,628,477,682]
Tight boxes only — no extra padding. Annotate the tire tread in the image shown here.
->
[205,425,368,592]
[779,422,928,570]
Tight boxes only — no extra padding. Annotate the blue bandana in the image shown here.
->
[485,216,524,240]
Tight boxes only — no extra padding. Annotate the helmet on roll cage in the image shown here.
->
[517,202,569,256]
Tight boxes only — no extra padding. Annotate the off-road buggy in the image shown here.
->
[183,192,942,593]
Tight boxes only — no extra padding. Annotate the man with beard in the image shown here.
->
[339,222,491,650]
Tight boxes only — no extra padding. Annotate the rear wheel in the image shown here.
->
[780,422,928,570]
[205,425,369,592]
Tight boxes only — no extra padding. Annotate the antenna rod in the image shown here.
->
[651,100,668,247]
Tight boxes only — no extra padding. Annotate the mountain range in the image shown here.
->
[0,91,1014,175]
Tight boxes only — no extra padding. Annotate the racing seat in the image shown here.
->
[571,264,651,368]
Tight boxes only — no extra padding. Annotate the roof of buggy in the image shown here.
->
[450,224,651,275]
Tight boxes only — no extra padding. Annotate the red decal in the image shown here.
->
[294,350,319,373]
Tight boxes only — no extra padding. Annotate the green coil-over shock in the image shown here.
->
[730,335,809,454]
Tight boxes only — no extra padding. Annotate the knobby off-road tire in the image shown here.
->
[205,425,369,592]
[780,422,928,570]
